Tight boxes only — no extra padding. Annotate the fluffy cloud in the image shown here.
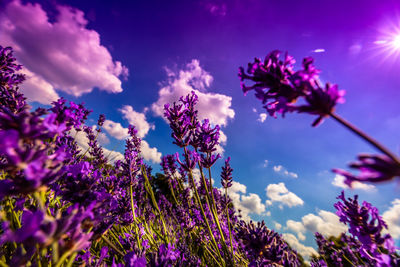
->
[285,210,347,242]
[274,221,282,231]
[103,120,129,140]
[382,199,400,239]
[265,183,304,208]
[151,59,234,127]
[102,119,161,163]
[286,220,306,241]
[273,165,298,178]
[282,233,318,259]
[0,0,128,104]
[332,174,376,191]
[19,68,60,104]
[120,105,155,138]
[141,140,161,164]
[215,129,227,155]
[225,181,266,221]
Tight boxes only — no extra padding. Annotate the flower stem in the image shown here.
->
[329,112,400,164]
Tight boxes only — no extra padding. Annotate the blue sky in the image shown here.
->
[2,0,400,258]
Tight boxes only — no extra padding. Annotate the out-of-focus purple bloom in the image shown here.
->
[124,251,147,266]
[334,192,396,264]
[221,157,233,189]
[148,243,180,266]
[0,46,26,113]
[333,153,400,187]
[297,82,345,126]
[0,108,67,198]
[50,98,91,131]
[239,51,345,126]
[1,205,94,263]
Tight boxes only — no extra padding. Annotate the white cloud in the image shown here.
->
[0,0,127,104]
[103,120,129,140]
[215,129,227,155]
[274,221,282,231]
[141,140,161,163]
[286,220,306,241]
[282,233,318,259]
[332,174,376,191]
[265,183,304,208]
[273,165,298,178]
[19,68,59,104]
[382,199,400,239]
[263,160,269,167]
[151,59,235,127]
[224,181,266,221]
[258,113,267,123]
[120,105,155,138]
[301,210,347,237]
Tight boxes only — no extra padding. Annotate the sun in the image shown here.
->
[391,34,400,50]
[372,25,400,64]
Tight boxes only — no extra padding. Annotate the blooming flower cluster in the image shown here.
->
[239,50,345,126]
[311,192,400,266]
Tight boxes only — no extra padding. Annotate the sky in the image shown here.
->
[1,0,400,258]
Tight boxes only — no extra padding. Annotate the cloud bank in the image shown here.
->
[0,0,128,104]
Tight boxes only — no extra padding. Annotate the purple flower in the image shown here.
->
[239,51,345,126]
[0,46,27,113]
[97,114,106,127]
[334,192,396,262]
[297,82,345,126]
[221,157,233,189]
[176,150,200,171]
[333,153,400,186]
[195,119,221,154]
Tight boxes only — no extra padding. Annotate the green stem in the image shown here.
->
[129,184,142,250]
[65,252,77,267]
[225,188,234,260]
[142,166,169,243]
[184,148,225,265]
[101,236,124,257]
[330,112,400,164]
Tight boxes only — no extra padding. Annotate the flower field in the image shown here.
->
[1,43,400,267]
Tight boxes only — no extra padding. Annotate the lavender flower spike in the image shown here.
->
[333,153,400,187]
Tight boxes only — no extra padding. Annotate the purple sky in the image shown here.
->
[1,0,400,258]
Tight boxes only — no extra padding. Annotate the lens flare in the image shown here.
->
[392,34,400,49]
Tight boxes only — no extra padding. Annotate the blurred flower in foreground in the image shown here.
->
[333,154,400,187]
[239,50,345,126]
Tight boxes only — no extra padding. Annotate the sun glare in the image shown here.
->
[372,24,400,64]
[392,34,400,49]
